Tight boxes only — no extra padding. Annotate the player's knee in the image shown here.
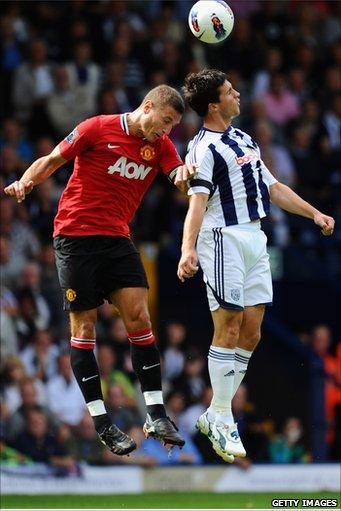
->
[126,306,151,331]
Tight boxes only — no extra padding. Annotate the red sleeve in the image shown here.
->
[58,116,100,160]
[159,136,183,178]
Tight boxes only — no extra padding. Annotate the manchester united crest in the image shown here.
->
[140,145,155,161]
[66,288,77,302]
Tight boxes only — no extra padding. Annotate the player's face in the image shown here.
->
[141,101,182,142]
[216,80,240,119]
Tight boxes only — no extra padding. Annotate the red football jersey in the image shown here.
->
[54,114,183,238]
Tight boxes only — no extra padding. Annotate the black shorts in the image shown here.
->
[53,235,148,311]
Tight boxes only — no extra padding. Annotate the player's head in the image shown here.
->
[140,85,184,142]
[183,69,240,119]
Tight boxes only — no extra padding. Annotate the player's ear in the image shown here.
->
[208,102,218,115]
[143,99,153,114]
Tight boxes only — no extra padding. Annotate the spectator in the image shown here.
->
[66,41,100,111]
[269,417,309,463]
[13,408,77,475]
[172,351,206,406]
[233,384,270,462]
[97,344,136,404]
[105,383,141,432]
[254,120,296,187]
[311,325,341,448]
[46,65,94,136]
[46,352,86,427]
[1,199,40,276]
[4,377,56,442]
[65,411,110,465]
[260,73,301,127]
[15,261,51,341]
[0,285,19,358]
[162,321,186,380]
[0,118,34,165]
[20,329,59,382]
[179,386,213,438]
[1,356,29,415]
[252,47,283,98]
[13,39,54,122]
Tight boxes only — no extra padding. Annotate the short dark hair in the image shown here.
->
[144,85,185,115]
[183,69,227,117]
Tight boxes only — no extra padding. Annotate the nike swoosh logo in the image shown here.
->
[142,363,160,370]
[108,143,119,149]
[82,374,98,382]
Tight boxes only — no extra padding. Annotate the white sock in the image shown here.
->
[87,399,106,416]
[208,346,235,426]
[233,347,253,396]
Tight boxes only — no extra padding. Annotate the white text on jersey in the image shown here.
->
[108,156,152,180]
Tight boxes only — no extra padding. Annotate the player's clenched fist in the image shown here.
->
[313,212,335,236]
[4,180,34,203]
[177,249,199,282]
[174,163,198,193]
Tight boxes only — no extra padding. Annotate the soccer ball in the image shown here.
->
[188,0,234,44]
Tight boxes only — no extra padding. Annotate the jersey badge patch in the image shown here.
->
[140,144,155,161]
[66,289,77,301]
[66,128,80,145]
[230,289,241,301]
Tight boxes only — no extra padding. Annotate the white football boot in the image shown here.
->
[196,411,235,463]
[211,421,246,458]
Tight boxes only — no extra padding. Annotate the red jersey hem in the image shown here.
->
[53,228,131,238]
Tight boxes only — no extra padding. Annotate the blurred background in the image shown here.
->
[0,0,340,478]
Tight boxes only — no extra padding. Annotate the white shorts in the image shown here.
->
[197,223,273,311]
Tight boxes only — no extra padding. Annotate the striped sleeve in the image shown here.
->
[260,161,278,186]
[188,147,214,196]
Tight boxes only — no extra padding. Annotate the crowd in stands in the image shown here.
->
[1,0,340,473]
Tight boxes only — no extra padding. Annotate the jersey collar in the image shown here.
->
[120,113,130,135]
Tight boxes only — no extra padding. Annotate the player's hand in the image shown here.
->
[4,180,34,203]
[174,163,198,194]
[177,249,199,282]
[313,212,335,236]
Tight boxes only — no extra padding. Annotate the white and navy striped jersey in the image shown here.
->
[185,126,277,229]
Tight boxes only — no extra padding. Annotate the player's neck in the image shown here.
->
[126,111,144,138]
[204,114,231,132]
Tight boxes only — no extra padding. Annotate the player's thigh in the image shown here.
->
[54,236,105,311]
[211,307,243,347]
[238,304,265,351]
[69,308,97,340]
[103,240,148,294]
[110,287,151,331]
[197,228,245,310]
[244,243,273,309]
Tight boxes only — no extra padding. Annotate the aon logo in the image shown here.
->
[108,156,152,180]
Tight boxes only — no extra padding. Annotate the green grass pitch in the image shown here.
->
[1,492,339,509]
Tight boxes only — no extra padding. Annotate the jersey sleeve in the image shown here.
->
[260,160,278,186]
[187,146,214,196]
[58,116,100,160]
[159,136,184,183]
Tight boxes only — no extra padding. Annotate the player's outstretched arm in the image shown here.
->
[177,192,208,282]
[3,145,67,203]
[174,163,198,194]
[269,182,335,236]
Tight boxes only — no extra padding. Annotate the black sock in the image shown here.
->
[70,346,110,431]
[130,342,166,420]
